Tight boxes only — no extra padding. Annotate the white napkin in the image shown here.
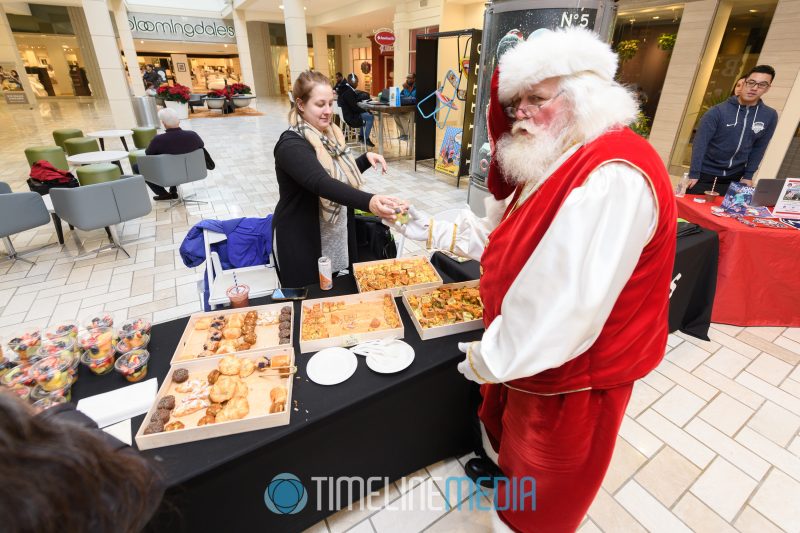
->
[102,418,132,446]
[77,378,157,429]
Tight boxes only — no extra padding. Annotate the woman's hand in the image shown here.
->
[365,152,388,174]
[369,195,402,219]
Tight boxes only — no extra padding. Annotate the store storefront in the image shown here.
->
[7,4,92,97]
[126,12,243,93]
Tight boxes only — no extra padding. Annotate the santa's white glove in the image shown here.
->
[382,205,430,242]
[457,342,483,383]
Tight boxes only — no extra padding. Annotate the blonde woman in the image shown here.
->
[273,70,403,287]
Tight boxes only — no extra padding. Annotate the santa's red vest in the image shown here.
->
[480,127,677,394]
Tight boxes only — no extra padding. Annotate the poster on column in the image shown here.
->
[0,63,28,104]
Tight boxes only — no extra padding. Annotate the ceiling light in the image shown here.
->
[652,15,660,19]
[224,44,228,48]
[749,9,757,12]
[140,40,144,44]
[279,4,283,8]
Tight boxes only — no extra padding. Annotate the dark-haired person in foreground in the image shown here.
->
[687,65,778,194]
[0,391,164,532]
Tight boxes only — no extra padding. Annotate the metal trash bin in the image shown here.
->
[132,95,159,128]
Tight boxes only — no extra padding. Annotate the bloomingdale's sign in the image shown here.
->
[128,13,235,44]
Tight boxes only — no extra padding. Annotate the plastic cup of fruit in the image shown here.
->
[1,364,35,388]
[66,353,80,384]
[7,329,42,363]
[84,313,115,331]
[114,350,149,383]
[120,318,152,336]
[9,383,31,402]
[115,330,151,354]
[31,381,71,403]
[30,354,73,392]
[77,327,117,360]
[32,395,67,411]
[44,322,78,342]
[80,350,115,376]
[38,337,76,360]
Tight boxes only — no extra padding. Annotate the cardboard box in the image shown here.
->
[170,303,293,364]
[401,280,484,340]
[135,348,294,450]
[353,256,443,297]
[299,290,404,353]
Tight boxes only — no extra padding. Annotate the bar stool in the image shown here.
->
[52,129,83,150]
[24,145,69,170]
[132,127,157,149]
[76,163,121,185]
[63,137,100,156]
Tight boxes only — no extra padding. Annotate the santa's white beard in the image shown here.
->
[496,115,575,186]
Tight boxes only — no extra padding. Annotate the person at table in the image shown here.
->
[388,28,676,532]
[337,73,375,147]
[0,391,165,532]
[140,108,214,201]
[687,65,778,194]
[143,63,160,89]
[273,70,403,287]
[394,73,417,141]
[333,71,347,96]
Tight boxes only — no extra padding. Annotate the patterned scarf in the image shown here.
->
[289,114,363,224]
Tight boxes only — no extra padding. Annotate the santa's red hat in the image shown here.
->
[486,28,619,200]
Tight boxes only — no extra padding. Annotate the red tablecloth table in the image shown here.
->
[677,195,800,326]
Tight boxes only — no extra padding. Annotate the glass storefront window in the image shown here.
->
[613,5,684,136]
[15,34,90,97]
[669,1,777,174]
[351,46,372,95]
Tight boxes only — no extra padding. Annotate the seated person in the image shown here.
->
[140,108,213,201]
[395,73,417,140]
[337,73,375,147]
[333,71,347,96]
[0,391,165,532]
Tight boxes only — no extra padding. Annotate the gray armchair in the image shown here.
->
[136,148,208,208]
[0,182,53,264]
[50,175,152,258]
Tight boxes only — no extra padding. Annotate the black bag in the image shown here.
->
[355,214,397,261]
[26,177,79,196]
[203,148,216,170]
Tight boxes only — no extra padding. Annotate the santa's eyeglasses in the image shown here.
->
[504,90,564,119]
[744,79,770,89]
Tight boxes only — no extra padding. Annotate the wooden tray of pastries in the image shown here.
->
[401,280,484,340]
[299,290,404,354]
[353,256,443,297]
[170,303,293,364]
[135,348,294,450]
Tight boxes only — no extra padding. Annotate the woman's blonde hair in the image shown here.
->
[288,70,333,123]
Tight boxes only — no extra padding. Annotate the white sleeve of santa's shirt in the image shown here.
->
[467,162,658,384]
[426,196,509,262]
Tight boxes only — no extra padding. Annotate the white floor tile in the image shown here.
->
[614,480,692,533]
[371,479,447,533]
[697,393,754,436]
[749,469,800,532]
[689,457,757,521]
[651,385,706,427]
[747,400,800,447]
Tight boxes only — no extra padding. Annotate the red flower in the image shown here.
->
[158,83,191,103]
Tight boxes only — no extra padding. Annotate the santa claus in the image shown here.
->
[390,28,676,531]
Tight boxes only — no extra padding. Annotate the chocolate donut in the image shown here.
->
[172,368,189,383]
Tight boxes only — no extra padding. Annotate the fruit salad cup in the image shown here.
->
[31,381,71,403]
[80,350,115,375]
[7,329,42,363]
[32,394,67,412]
[30,354,73,392]
[114,350,150,383]
[77,328,117,360]
[115,320,151,353]
[44,322,78,342]
[38,337,76,359]
[84,314,115,331]
[1,363,35,389]
[120,318,151,336]
[8,383,31,402]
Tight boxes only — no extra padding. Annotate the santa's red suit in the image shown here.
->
[417,28,677,533]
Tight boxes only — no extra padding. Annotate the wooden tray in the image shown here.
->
[170,303,293,364]
[353,256,443,297]
[401,280,484,340]
[135,348,294,450]
[299,290,404,354]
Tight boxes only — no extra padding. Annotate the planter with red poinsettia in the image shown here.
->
[157,83,191,119]
[229,83,255,108]
[205,89,228,110]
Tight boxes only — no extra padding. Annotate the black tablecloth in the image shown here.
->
[430,225,719,340]
[71,275,481,532]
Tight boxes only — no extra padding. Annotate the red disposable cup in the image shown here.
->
[227,284,250,308]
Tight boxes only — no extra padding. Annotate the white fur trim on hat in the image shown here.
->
[498,27,618,104]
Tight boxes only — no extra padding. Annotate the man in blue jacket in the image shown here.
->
[688,65,778,194]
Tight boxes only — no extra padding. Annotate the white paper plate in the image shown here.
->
[306,347,358,385]
[365,340,415,374]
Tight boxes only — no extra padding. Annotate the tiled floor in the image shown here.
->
[2,98,798,532]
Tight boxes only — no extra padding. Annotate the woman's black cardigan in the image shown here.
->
[272,130,373,287]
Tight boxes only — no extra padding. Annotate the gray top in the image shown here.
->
[319,207,349,272]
